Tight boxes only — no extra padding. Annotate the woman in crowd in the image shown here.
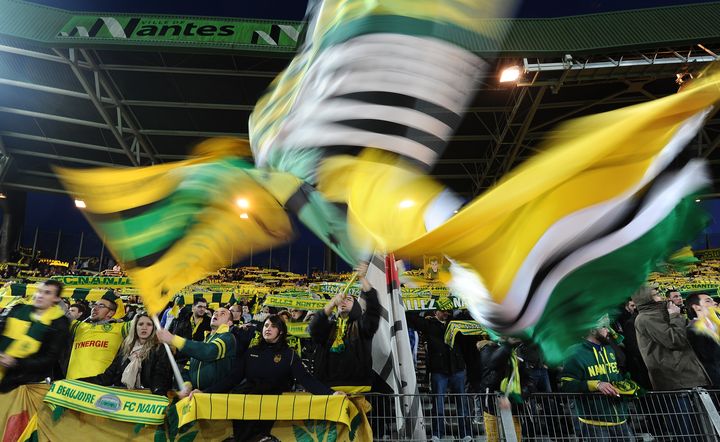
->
[80,312,171,395]
[205,314,341,441]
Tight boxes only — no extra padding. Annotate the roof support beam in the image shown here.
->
[81,49,158,164]
[477,87,529,192]
[6,149,127,167]
[53,48,139,166]
[0,131,132,155]
[500,85,547,175]
[0,106,109,130]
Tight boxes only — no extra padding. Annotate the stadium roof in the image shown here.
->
[1,0,720,197]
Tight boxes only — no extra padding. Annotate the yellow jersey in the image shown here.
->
[66,320,130,379]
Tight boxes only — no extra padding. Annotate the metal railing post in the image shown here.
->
[497,395,519,442]
[695,388,720,439]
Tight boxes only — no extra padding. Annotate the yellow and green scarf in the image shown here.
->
[0,302,66,381]
[330,316,349,353]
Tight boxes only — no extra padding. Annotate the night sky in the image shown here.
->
[15,0,720,269]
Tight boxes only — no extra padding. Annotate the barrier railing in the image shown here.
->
[365,389,720,441]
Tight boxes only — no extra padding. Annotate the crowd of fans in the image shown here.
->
[2,260,720,441]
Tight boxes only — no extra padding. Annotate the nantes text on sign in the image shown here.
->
[56,16,302,49]
[52,275,132,288]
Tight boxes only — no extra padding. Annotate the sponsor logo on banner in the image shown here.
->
[95,394,122,412]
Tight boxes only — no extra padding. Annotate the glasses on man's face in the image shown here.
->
[92,303,111,310]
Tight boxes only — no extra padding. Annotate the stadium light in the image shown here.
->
[0,193,6,199]
[499,66,522,83]
[695,199,702,203]
[239,213,249,219]
[398,199,415,209]
[74,199,86,209]
[236,198,250,209]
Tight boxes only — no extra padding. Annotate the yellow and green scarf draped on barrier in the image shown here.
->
[443,320,489,347]
[0,384,233,441]
[44,380,169,425]
[175,393,372,441]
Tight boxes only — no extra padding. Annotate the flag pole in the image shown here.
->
[151,315,185,391]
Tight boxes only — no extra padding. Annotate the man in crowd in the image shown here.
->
[157,306,236,395]
[406,299,471,442]
[668,289,687,317]
[66,292,129,379]
[170,297,211,342]
[309,262,380,393]
[560,323,634,440]
[67,303,88,321]
[633,286,709,441]
[0,280,70,391]
[229,304,244,325]
[685,292,720,386]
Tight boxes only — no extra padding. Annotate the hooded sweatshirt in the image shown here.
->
[560,340,628,425]
[632,287,709,390]
[310,288,380,389]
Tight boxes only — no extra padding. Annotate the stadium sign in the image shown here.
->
[56,16,301,48]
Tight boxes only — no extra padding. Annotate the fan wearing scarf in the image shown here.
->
[65,292,131,380]
[0,280,70,392]
[560,317,638,439]
[309,262,380,393]
[79,313,172,395]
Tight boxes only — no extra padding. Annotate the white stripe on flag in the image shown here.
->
[367,253,425,439]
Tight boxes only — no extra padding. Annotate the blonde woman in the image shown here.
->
[80,313,171,395]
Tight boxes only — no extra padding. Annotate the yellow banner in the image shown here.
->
[176,393,372,441]
[51,275,133,288]
[403,295,465,311]
[44,380,169,425]
[309,282,361,296]
[263,295,327,311]
[287,322,310,338]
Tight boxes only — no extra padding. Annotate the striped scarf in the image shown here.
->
[0,303,65,380]
[500,349,522,404]
[330,316,349,353]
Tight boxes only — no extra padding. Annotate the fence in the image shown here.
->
[366,389,720,441]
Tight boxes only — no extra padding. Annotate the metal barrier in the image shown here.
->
[365,389,720,441]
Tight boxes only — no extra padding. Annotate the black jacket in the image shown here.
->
[474,341,534,414]
[205,341,332,395]
[80,345,172,395]
[687,320,720,387]
[621,314,652,390]
[170,307,211,342]
[0,304,70,392]
[310,288,380,388]
[405,313,465,375]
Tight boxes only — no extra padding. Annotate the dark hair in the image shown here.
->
[193,297,208,307]
[262,314,288,346]
[105,299,118,312]
[43,279,63,297]
[69,303,87,315]
[686,293,707,320]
